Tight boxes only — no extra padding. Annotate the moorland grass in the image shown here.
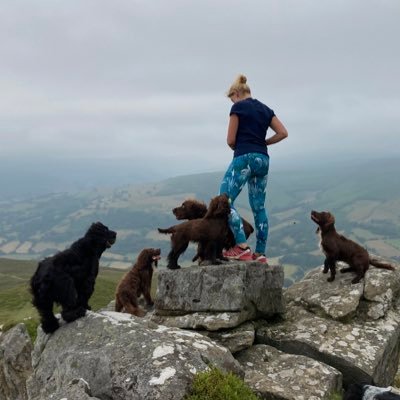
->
[185,367,260,400]
[0,258,135,340]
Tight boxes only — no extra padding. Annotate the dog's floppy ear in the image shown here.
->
[192,201,207,217]
[205,194,230,218]
[325,212,335,227]
[136,249,153,268]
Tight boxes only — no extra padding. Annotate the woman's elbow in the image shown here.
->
[280,129,288,140]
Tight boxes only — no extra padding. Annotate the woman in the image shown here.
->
[220,74,288,263]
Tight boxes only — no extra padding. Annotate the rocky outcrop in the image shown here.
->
[0,323,33,400]
[236,344,342,400]
[26,310,242,400]
[152,262,284,330]
[256,262,400,388]
[3,259,400,399]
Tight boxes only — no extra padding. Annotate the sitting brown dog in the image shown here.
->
[172,198,254,262]
[159,194,231,269]
[311,210,394,284]
[115,248,161,316]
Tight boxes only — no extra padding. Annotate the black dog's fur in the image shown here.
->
[344,383,400,400]
[311,210,394,284]
[158,194,231,269]
[30,222,116,333]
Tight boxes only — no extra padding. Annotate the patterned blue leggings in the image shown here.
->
[219,153,269,254]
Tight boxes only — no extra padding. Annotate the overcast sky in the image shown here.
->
[1,0,399,182]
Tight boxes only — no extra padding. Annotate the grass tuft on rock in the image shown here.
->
[185,367,259,400]
[329,392,343,400]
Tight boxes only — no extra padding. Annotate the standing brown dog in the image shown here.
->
[115,248,161,317]
[159,194,231,269]
[311,210,394,284]
[172,198,254,262]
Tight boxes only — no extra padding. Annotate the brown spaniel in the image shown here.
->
[115,248,160,316]
[172,198,254,262]
[159,194,231,269]
[311,210,394,284]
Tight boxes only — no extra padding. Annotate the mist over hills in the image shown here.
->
[1,157,399,286]
[0,157,167,198]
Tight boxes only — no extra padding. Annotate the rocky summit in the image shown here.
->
[257,260,400,388]
[1,259,400,399]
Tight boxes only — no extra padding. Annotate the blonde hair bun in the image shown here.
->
[237,74,247,84]
[227,74,251,97]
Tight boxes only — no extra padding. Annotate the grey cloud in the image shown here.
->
[0,0,399,179]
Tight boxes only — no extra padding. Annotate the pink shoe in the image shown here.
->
[223,245,251,260]
[252,253,268,264]
[237,249,253,261]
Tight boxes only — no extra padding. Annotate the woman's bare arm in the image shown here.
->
[266,116,288,145]
[226,114,239,150]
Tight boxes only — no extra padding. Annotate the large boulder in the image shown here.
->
[27,310,243,400]
[284,265,364,320]
[257,262,400,388]
[0,323,33,400]
[152,262,284,330]
[285,262,400,321]
[236,344,342,400]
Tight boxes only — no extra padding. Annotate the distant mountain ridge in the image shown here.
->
[1,157,399,286]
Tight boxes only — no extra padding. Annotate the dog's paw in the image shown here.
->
[42,318,60,334]
[322,268,329,274]
[167,264,181,270]
[62,307,87,322]
[327,276,335,282]
[135,308,147,317]
[351,277,362,284]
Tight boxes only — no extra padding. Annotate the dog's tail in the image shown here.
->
[369,257,395,270]
[158,227,175,234]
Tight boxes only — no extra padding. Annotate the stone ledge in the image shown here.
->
[153,262,284,330]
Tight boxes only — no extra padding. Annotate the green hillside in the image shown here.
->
[0,258,126,337]
[0,158,399,285]
[1,159,399,334]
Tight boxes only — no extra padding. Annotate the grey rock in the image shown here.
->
[198,322,255,354]
[256,304,400,387]
[27,310,243,400]
[285,265,363,320]
[0,323,33,400]
[151,308,256,331]
[363,263,400,320]
[46,378,101,400]
[153,262,284,329]
[285,262,400,321]
[236,344,342,400]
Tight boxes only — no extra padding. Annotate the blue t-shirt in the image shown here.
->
[230,98,275,158]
